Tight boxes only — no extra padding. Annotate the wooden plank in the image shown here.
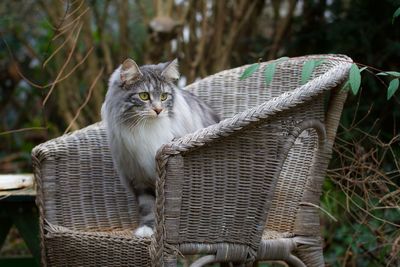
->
[0,188,36,198]
[0,174,34,191]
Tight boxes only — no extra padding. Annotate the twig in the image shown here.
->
[65,0,85,20]
[45,46,94,87]
[300,202,338,222]
[63,68,104,134]
[0,153,25,163]
[43,22,83,106]
[0,127,47,136]
[54,7,89,37]
[40,0,71,60]
[43,21,79,68]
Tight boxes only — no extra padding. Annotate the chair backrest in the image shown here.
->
[185,55,340,120]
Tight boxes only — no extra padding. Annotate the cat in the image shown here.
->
[101,58,219,237]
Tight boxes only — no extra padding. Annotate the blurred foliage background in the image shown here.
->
[0,0,399,266]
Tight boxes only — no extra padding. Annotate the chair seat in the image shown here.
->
[262,230,294,240]
[43,223,151,266]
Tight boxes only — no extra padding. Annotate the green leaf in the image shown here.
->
[377,72,389,76]
[384,71,400,77]
[262,57,289,86]
[240,63,260,80]
[377,71,400,77]
[341,80,350,92]
[264,62,277,86]
[387,78,399,100]
[301,60,316,85]
[349,63,361,95]
[392,7,400,24]
[359,66,368,72]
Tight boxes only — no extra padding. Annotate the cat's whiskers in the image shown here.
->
[119,111,144,129]
[138,118,147,134]
[129,116,146,131]
[101,58,219,237]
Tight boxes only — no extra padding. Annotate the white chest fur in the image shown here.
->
[109,92,207,183]
[121,117,175,178]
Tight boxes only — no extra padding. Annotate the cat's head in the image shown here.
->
[106,58,180,126]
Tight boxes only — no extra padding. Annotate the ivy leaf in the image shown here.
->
[393,7,400,24]
[240,63,260,80]
[264,63,277,86]
[349,63,361,95]
[387,78,399,100]
[301,59,316,85]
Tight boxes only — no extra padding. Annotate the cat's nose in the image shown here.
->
[153,107,163,115]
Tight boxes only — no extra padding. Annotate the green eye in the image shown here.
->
[139,92,150,101]
[161,93,168,101]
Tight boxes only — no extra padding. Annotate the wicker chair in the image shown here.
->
[32,55,351,266]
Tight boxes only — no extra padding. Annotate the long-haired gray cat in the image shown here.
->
[101,59,219,237]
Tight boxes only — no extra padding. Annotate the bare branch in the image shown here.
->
[0,127,47,136]
[42,22,83,106]
[64,68,104,134]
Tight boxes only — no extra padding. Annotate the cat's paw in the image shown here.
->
[134,225,154,238]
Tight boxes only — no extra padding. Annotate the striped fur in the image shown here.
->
[101,59,219,237]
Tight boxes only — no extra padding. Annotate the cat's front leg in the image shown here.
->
[134,188,156,238]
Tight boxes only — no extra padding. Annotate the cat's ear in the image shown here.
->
[120,58,142,84]
[161,59,180,81]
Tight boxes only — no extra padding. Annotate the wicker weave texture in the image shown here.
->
[32,54,352,266]
[163,120,282,246]
[44,225,151,266]
[186,55,342,119]
[33,123,139,231]
[152,54,351,265]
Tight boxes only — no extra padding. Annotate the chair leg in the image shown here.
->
[295,238,324,267]
[286,255,307,267]
[163,255,178,267]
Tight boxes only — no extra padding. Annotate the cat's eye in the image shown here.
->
[160,93,168,101]
[138,92,150,101]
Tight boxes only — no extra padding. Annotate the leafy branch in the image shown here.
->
[240,56,399,100]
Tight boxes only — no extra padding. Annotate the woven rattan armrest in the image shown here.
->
[152,119,328,266]
[32,123,139,231]
[150,59,350,266]
[32,123,153,265]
